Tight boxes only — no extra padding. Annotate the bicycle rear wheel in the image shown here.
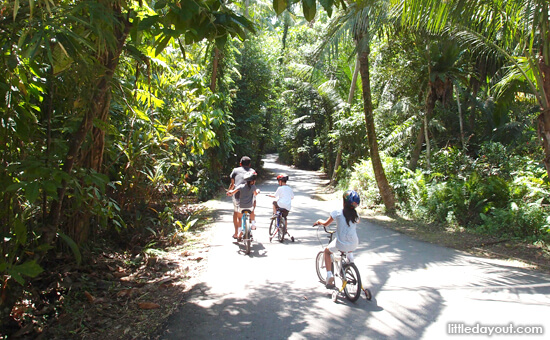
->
[315,251,326,284]
[343,263,362,302]
[277,217,286,242]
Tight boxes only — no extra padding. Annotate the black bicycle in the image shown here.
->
[314,223,372,302]
[269,208,294,243]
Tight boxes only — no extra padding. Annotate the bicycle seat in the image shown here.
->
[241,209,252,214]
[277,208,289,217]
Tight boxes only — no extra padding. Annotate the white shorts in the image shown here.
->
[327,239,354,256]
[327,239,339,253]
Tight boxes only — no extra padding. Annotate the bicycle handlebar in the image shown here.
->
[312,222,335,234]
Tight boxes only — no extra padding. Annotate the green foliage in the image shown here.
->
[478,202,550,239]
[345,140,549,240]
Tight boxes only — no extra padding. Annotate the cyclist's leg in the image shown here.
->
[324,248,333,273]
[251,197,257,230]
[232,198,240,238]
[237,211,244,239]
[325,239,338,287]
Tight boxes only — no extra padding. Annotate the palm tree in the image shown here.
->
[304,0,396,211]
[393,0,550,179]
[408,35,466,170]
[347,1,397,212]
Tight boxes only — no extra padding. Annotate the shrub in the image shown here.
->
[479,202,550,238]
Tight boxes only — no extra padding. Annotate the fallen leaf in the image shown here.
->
[138,302,160,309]
[117,288,139,298]
[84,291,95,303]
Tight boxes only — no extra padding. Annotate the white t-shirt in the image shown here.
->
[274,185,294,210]
[330,209,358,252]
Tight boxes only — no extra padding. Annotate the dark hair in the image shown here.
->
[343,201,359,226]
[240,156,251,167]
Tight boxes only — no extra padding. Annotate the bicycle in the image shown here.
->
[241,209,253,254]
[269,208,295,243]
[313,223,372,302]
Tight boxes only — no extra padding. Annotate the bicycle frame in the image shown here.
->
[269,209,294,243]
[241,210,252,254]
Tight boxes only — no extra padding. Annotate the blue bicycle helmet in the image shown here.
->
[343,190,360,207]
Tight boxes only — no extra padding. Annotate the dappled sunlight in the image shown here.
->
[160,155,550,339]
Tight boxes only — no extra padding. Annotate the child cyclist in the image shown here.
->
[267,174,294,223]
[313,190,360,288]
[226,172,260,239]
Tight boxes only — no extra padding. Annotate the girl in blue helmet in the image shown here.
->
[313,190,360,288]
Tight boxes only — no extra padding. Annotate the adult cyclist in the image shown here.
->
[228,156,256,239]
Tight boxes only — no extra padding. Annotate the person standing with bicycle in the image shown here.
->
[313,190,360,288]
[228,156,256,239]
[226,172,260,240]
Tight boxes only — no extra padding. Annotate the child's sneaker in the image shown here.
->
[251,221,257,230]
[270,214,277,220]
[326,276,335,288]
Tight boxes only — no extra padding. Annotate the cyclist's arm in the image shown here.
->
[314,216,334,227]
[227,178,235,191]
[226,187,239,196]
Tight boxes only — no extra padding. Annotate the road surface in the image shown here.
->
[161,155,550,339]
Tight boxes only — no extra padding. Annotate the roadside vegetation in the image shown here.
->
[1,0,549,338]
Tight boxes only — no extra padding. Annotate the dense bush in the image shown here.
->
[344,142,550,240]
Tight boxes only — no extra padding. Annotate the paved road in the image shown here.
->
[161,155,550,339]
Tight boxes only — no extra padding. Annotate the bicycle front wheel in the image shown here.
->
[343,263,362,302]
[243,220,251,255]
[315,251,326,284]
[269,218,277,242]
[277,217,286,242]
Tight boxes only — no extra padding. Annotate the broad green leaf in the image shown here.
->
[12,260,44,278]
[13,0,20,21]
[25,181,40,203]
[8,269,25,285]
[6,182,23,192]
[14,218,27,246]
[33,244,54,252]
[58,232,82,265]
[155,35,172,56]
[154,0,168,9]
[303,0,317,22]
[319,0,333,17]
[273,0,287,15]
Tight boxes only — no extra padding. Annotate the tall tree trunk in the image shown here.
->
[44,10,130,246]
[210,47,220,92]
[409,123,424,170]
[357,42,395,213]
[331,56,360,185]
[424,112,431,170]
[455,86,465,149]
